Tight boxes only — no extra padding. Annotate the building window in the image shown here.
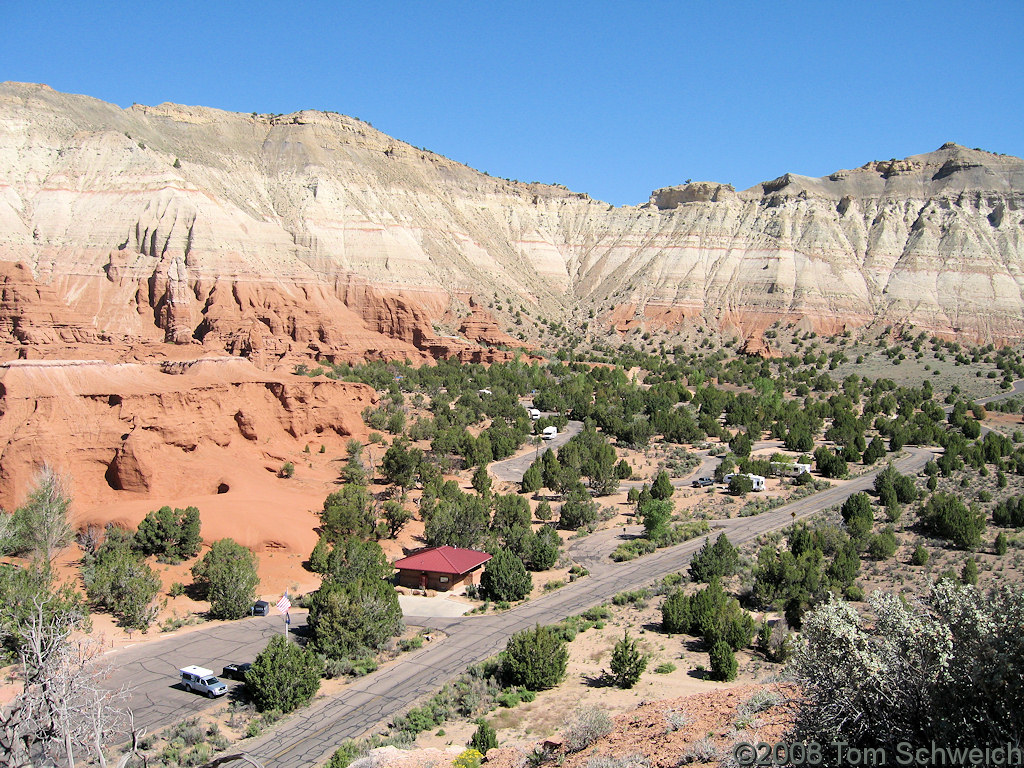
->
[439,576,449,583]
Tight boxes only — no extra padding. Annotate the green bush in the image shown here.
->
[609,631,648,688]
[83,538,161,629]
[689,533,739,582]
[481,549,532,601]
[708,641,737,681]
[134,506,201,561]
[191,538,259,620]
[919,493,986,549]
[728,474,753,496]
[308,578,403,660]
[469,719,498,754]
[502,624,568,691]
[911,545,930,566]
[961,557,978,586]
[245,635,323,713]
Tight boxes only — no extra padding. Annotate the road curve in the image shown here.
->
[489,420,584,483]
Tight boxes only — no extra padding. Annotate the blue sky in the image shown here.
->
[3,2,1021,205]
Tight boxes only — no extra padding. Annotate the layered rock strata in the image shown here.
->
[0,82,1022,352]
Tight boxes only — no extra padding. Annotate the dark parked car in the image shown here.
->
[221,662,252,681]
[251,600,269,616]
[691,477,714,488]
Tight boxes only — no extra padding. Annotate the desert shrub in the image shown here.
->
[789,584,1024,751]
[866,526,898,560]
[708,641,737,681]
[564,706,613,753]
[608,631,648,688]
[245,635,323,713]
[911,545,930,565]
[961,557,978,585]
[453,749,483,768]
[82,537,161,629]
[502,624,568,691]
[919,493,985,549]
[689,533,739,582]
[653,662,676,674]
[469,719,498,754]
[995,532,1008,555]
[481,549,532,601]
[680,737,719,764]
[134,506,201,561]
[660,580,755,650]
[190,538,259,620]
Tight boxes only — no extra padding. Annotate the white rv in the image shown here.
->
[542,425,558,440]
[529,408,541,421]
[748,474,766,491]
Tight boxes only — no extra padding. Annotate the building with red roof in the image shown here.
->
[393,546,492,591]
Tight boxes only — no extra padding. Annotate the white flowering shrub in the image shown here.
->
[788,582,1024,750]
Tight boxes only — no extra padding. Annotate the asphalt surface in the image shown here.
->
[104,381,1023,765]
[488,420,584,483]
[238,448,937,767]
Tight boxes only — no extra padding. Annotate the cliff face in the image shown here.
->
[0,357,375,514]
[1,82,1022,350]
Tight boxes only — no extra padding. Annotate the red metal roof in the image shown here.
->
[393,546,492,574]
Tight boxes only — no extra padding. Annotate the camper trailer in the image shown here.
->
[748,474,766,491]
[542,426,558,440]
[529,408,541,420]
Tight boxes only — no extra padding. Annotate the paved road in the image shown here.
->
[236,446,937,767]
[107,380,1024,763]
[489,420,584,483]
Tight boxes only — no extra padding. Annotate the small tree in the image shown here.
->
[381,501,413,539]
[83,539,161,629]
[11,466,73,568]
[661,590,691,634]
[521,464,542,494]
[472,465,492,498]
[651,471,674,500]
[502,624,567,690]
[468,719,498,754]
[308,578,403,659]
[558,486,597,530]
[245,635,323,713]
[708,640,737,681]
[961,557,978,586]
[690,533,739,582]
[609,630,648,688]
[481,549,532,601]
[134,505,201,561]
[191,538,259,619]
[535,499,553,522]
[911,545,930,566]
[728,474,753,496]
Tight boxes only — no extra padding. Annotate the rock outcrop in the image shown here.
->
[0,357,375,512]
[1,83,1023,349]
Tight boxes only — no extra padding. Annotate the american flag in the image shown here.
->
[276,593,291,613]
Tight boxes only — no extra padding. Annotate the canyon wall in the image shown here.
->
[0,357,375,542]
[0,81,1022,355]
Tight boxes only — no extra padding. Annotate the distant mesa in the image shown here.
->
[0,81,1022,356]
